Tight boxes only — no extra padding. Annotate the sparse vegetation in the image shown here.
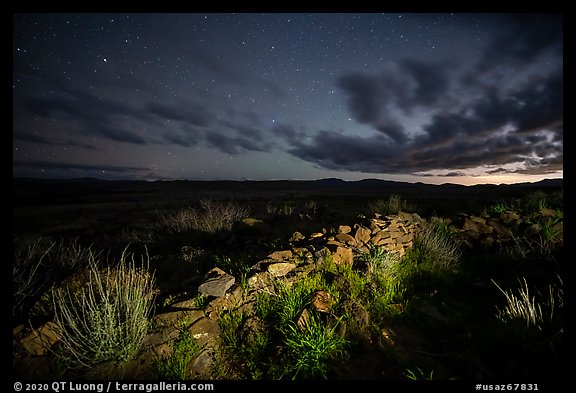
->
[13,180,564,380]
[492,276,563,332]
[369,194,409,215]
[157,199,249,234]
[155,329,202,380]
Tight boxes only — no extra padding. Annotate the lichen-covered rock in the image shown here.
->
[267,262,296,277]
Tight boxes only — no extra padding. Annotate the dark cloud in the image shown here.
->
[444,171,466,177]
[205,131,271,155]
[13,160,149,173]
[146,101,213,127]
[398,59,451,109]
[337,59,451,144]
[162,130,199,148]
[289,130,401,173]
[272,123,307,146]
[20,91,148,145]
[13,130,96,149]
[287,64,562,176]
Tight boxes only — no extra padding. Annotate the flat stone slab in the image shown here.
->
[198,267,235,297]
[21,322,62,356]
[267,262,296,277]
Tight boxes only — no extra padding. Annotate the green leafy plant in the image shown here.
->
[404,367,434,380]
[281,314,347,379]
[490,201,509,214]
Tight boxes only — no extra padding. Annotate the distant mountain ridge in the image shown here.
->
[13,176,563,189]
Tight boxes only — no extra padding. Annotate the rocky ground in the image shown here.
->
[12,204,564,380]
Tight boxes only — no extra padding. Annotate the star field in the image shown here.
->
[12,13,563,184]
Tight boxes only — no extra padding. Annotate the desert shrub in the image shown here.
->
[52,249,156,368]
[13,237,97,321]
[368,194,409,215]
[411,223,461,272]
[157,199,249,233]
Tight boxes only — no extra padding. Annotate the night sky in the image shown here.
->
[12,13,563,185]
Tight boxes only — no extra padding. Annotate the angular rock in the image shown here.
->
[377,237,395,245]
[539,207,556,217]
[470,216,486,225]
[240,317,267,346]
[332,246,353,266]
[247,271,274,292]
[313,247,331,263]
[268,250,293,261]
[311,290,333,313]
[326,239,346,248]
[395,233,413,244]
[523,223,542,237]
[462,217,479,232]
[267,262,296,277]
[398,211,414,222]
[13,324,24,337]
[188,317,220,347]
[481,236,494,248]
[487,219,513,237]
[189,349,215,379]
[296,308,312,332]
[21,322,62,356]
[354,225,371,245]
[235,218,267,235]
[371,218,388,227]
[335,232,356,245]
[342,300,369,329]
[500,211,520,223]
[337,225,352,234]
[310,232,324,239]
[198,267,235,297]
[289,231,306,242]
[153,309,205,329]
[477,223,494,234]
